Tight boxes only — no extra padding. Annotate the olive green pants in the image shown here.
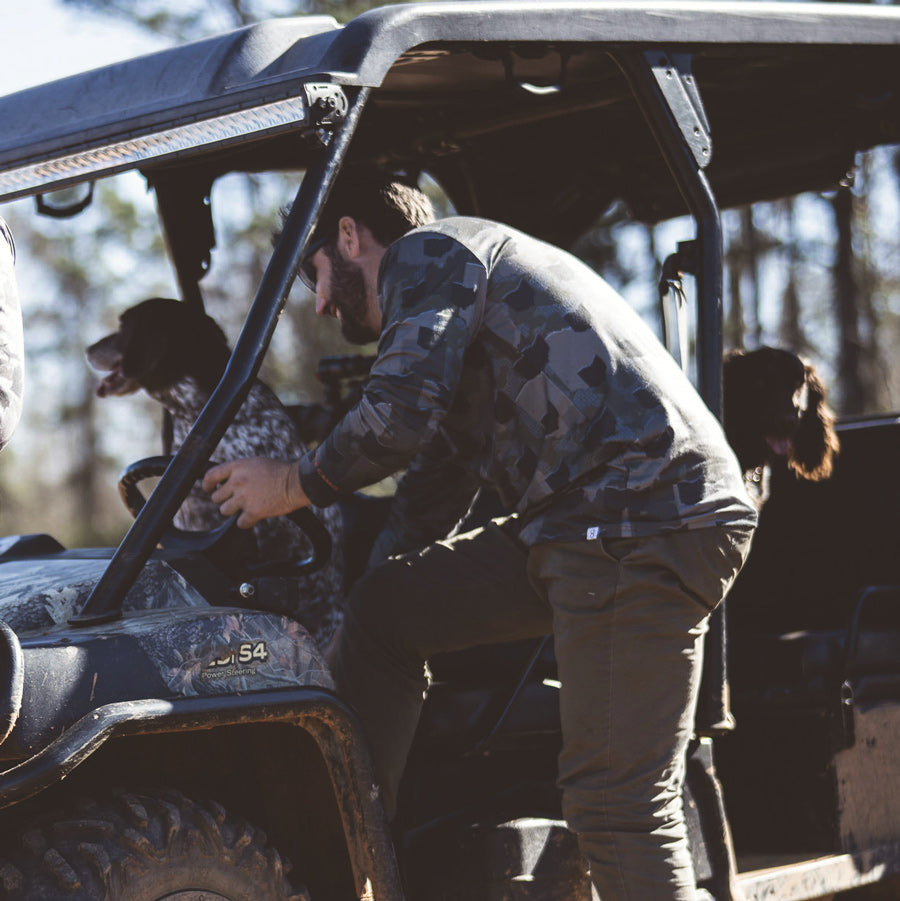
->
[330,520,753,900]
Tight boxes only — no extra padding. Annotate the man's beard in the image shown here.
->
[327,245,379,345]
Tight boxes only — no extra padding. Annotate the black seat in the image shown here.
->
[419,638,560,754]
[727,421,900,710]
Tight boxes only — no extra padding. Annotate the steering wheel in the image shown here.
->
[118,455,332,576]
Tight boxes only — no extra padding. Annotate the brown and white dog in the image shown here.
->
[87,296,344,647]
[723,346,840,508]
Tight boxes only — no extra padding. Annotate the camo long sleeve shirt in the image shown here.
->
[0,219,24,451]
[298,218,756,558]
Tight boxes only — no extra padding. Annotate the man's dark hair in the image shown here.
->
[310,167,435,249]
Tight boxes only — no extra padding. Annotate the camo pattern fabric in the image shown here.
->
[0,552,333,696]
[136,609,334,697]
[0,218,24,451]
[299,217,756,556]
[0,555,210,634]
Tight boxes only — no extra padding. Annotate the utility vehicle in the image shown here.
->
[0,2,898,898]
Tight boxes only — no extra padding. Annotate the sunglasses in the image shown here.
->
[298,235,329,291]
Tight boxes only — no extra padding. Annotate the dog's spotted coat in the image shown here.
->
[88,298,345,649]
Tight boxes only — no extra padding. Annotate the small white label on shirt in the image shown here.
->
[586,526,600,540]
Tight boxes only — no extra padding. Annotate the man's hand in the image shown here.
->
[202,458,310,529]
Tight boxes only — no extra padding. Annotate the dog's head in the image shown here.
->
[87,297,231,397]
[723,346,839,481]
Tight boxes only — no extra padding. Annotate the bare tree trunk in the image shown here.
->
[852,155,888,411]
[740,206,763,348]
[778,199,805,353]
[723,209,748,350]
[725,248,745,350]
[67,366,104,541]
[832,185,865,414]
[645,224,665,342]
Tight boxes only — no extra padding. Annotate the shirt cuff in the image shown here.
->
[298,449,341,507]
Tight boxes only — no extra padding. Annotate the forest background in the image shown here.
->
[1,0,899,547]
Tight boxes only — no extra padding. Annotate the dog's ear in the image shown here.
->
[119,318,169,384]
[722,349,771,474]
[722,349,755,431]
[722,349,752,392]
[722,350,742,400]
[86,333,123,371]
[790,364,839,480]
[185,309,231,387]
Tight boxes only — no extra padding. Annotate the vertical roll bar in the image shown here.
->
[612,50,732,734]
[74,87,371,624]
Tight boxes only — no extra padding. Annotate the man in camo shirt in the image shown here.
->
[206,170,757,901]
[0,217,24,453]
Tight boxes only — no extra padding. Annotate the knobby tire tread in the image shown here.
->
[0,788,309,901]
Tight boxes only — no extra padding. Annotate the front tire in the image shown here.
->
[0,789,308,900]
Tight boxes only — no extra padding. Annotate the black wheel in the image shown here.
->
[0,789,308,900]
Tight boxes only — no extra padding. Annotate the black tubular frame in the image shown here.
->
[73,86,371,624]
[73,44,732,713]
[612,50,731,734]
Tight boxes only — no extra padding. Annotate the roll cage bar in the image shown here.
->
[70,43,734,725]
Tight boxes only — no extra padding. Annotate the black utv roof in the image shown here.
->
[0,1,898,234]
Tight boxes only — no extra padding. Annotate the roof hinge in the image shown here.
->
[643,51,711,169]
[304,84,349,145]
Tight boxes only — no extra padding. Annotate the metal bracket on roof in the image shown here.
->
[644,51,711,170]
[304,84,350,145]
